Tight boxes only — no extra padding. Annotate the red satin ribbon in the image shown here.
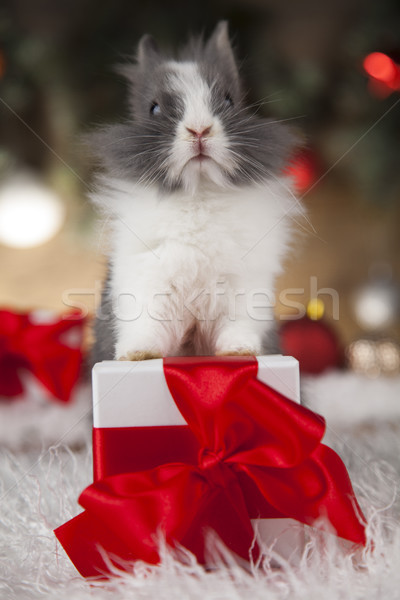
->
[55,356,366,577]
[0,309,85,402]
[92,426,200,481]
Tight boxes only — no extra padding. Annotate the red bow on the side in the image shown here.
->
[0,309,85,402]
[55,357,366,577]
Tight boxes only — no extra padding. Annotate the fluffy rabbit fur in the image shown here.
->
[91,21,302,362]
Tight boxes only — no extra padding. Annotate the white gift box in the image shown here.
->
[92,355,305,562]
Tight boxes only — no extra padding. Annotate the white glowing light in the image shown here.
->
[0,175,65,248]
[354,284,397,330]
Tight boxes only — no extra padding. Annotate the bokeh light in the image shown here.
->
[0,175,66,248]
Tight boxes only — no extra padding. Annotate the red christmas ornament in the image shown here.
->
[280,316,342,375]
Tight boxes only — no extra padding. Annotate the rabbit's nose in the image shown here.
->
[186,125,212,139]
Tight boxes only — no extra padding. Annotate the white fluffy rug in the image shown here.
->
[1,370,400,599]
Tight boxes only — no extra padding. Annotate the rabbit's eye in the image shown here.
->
[150,102,161,115]
[224,94,234,108]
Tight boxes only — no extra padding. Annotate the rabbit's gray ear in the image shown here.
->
[116,34,160,84]
[205,21,238,80]
[137,34,160,65]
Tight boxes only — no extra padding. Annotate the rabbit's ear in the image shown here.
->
[205,22,238,81]
[137,34,160,66]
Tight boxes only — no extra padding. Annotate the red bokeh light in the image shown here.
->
[363,52,400,97]
[285,152,317,192]
[363,52,397,84]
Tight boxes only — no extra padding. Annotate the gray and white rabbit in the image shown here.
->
[91,21,302,362]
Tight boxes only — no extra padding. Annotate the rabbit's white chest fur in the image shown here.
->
[94,175,300,359]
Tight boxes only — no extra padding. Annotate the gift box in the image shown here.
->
[55,355,366,578]
[92,355,305,561]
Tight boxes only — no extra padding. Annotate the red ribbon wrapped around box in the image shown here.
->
[55,356,366,577]
[0,308,85,402]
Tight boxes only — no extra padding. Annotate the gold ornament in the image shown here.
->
[306,298,325,321]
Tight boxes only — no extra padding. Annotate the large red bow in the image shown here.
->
[55,357,366,577]
[0,309,85,402]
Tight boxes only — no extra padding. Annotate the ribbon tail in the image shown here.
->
[197,468,259,564]
[241,443,366,545]
[309,444,366,544]
[55,511,136,578]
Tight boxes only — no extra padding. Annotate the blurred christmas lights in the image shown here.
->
[0,174,66,248]
[353,280,398,331]
[363,52,400,97]
[285,151,317,192]
[346,338,400,377]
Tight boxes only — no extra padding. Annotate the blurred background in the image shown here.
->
[0,0,399,372]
